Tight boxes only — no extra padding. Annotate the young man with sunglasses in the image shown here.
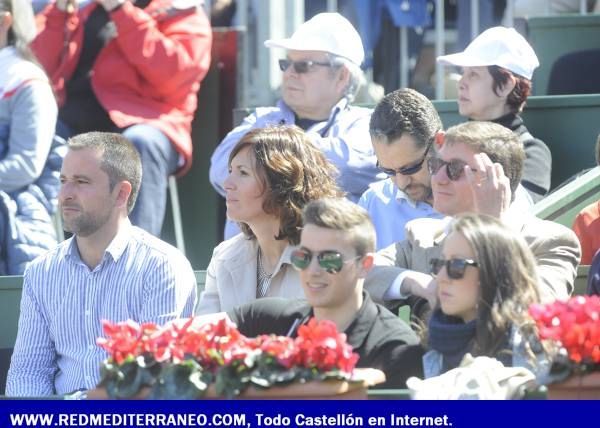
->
[358,89,444,250]
[224,198,424,388]
[210,13,382,238]
[365,121,580,319]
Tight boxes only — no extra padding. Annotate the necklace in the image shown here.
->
[257,247,273,298]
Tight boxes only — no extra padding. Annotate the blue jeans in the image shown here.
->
[56,121,179,237]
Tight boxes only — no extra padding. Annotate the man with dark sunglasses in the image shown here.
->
[210,13,383,238]
[358,89,444,250]
[365,121,580,320]
[222,198,424,388]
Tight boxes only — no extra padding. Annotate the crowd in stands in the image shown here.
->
[1,1,599,397]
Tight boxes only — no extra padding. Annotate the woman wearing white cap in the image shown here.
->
[437,27,551,202]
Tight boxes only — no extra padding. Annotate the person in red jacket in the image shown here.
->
[32,0,211,236]
[572,134,600,265]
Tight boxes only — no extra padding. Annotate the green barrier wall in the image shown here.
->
[528,14,600,96]
[532,167,600,227]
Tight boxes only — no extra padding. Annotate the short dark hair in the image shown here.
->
[229,126,342,245]
[302,198,375,256]
[67,132,142,213]
[369,88,442,150]
[444,121,525,197]
[488,66,532,113]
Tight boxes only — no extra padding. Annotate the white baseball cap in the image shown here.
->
[437,27,539,80]
[264,13,364,66]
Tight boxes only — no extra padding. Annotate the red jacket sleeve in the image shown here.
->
[109,1,212,97]
[33,6,83,75]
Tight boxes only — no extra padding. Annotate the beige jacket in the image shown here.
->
[366,213,581,306]
[196,234,303,314]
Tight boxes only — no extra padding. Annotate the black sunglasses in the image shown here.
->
[290,249,360,274]
[377,141,432,177]
[427,157,476,181]
[430,258,479,280]
[278,59,333,74]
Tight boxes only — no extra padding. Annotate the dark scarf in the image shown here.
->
[491,112,522,133]
[428,309,477,373]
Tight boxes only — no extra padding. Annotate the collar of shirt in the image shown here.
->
[261,242,296,277]
[65,219,134,267]
[277,97,350,136]
[394,184,419,209]
[293,291,378,349]
[437,202,531,246]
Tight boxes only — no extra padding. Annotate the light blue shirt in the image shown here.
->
[358,178,442,250]
[6,222,197,396]
[209,97,384,202]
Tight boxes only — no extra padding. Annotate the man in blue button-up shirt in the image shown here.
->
[210,13,383,226]
[6,132,197,396]
[359,89,443,250]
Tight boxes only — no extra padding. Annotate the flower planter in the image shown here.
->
[87,368,384,400]
[547,372,600,400]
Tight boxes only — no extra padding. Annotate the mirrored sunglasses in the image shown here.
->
[290,249,360,274]
[430,257,479,280]
[278,59,333,74]
[427,157,471,181]
[377,141,432,177]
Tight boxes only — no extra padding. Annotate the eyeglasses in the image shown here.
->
[377,141,432,177]
[427,157,475,181]
[430,258,479,280]
[290,249,361,274]
[278,59,333,74]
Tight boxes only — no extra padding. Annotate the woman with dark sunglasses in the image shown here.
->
[196,126,342,314]
[422,213,552,381]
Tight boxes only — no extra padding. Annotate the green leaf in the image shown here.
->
[214,365,248,399]
[151,361,208,400]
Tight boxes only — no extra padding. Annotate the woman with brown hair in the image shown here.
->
[197,125,342,314]
[424,213,551,381]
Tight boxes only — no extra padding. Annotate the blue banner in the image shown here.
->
[0,400,596,428]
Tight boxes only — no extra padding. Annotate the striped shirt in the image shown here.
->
[5,222,197,396]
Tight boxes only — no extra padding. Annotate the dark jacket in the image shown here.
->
[588,249,600,295]
[228,292,424,388]
[494,113,552,202]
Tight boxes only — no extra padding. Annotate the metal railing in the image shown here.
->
[234,0,596,105]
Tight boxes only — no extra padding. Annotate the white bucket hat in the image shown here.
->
[437,27,539,80]
[264,13,364,66]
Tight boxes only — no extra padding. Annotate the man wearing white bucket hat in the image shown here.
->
[437,26,551,202]
[210,13,382,238]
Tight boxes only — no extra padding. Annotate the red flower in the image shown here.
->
[296,318,358,373]
[529,296,600,370]
[257,335,300,369]
[97,314,359,393]
[97,320,158,364]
